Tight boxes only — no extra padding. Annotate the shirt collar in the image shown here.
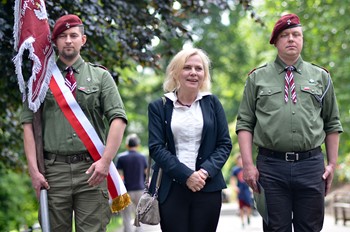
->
[57,56,84,74]
[275,55,303,75]
[164,91,211,107]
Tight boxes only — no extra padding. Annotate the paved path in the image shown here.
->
[114,202,350,232]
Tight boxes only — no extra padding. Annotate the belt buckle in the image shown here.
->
[70,154,81,164]
[285,152,298,161]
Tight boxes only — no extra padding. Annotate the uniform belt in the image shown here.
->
[258,147,321,162]
[44,152,92,164]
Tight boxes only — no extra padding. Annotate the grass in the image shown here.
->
[107,214,123,232]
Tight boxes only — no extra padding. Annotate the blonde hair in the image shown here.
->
[163,48,212,92]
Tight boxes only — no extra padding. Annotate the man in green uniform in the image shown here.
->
[21,14,127,231]
[236,13,343,231]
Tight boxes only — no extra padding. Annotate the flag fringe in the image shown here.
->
[28,53,55,112]
[12,36,54,112]
[110,193,131,213]
[12,37,37,101]
[13,0,21,51]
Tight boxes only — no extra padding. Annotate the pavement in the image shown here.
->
[114,202,350,232]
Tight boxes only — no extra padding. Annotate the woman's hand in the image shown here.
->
[186,171,206,192]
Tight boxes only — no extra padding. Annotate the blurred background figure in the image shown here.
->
[115,133,147,232]
[230,154,252,228]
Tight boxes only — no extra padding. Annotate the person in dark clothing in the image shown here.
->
[230,154,252,228]
[236,13,343,231]
[116,134,147,232]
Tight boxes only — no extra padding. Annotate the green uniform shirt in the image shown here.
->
[21,56,128,155]
[236,56,343,152]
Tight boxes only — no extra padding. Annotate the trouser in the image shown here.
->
[120,190,143,232]
[257,152,325,232]
[40,156,111,232]
[159,182,222,232]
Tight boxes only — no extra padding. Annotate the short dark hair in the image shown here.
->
[126,133,140,147]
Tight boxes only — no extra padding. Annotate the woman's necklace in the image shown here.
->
[177,99,191,107]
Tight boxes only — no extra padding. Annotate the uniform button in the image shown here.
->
[71,156,78,163]
[73,133,77,137]
[87,90,90,92]
[292,130,296,133]
[268,90,271,94]
[292,111,295,115]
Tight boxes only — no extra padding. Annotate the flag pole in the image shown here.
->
[33,107,50,232]
[13,0,52,230]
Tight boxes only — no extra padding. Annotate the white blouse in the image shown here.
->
[164,91,211,170]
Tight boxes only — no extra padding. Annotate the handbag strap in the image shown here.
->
[144,96,166,193]
[146,155,162,189]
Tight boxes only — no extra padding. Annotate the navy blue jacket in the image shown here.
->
[148,94,232,203]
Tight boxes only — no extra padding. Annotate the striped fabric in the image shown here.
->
[284,66,297,103]
[65,66,77,96]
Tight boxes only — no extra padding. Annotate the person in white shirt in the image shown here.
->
[147,47,232,232]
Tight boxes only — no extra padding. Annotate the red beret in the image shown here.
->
[269,14,301,44]
[51,14,83,41]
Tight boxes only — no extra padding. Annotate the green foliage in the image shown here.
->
[106,214,122,232]
[0,106,25,171]
[118,66,164,147]
[0,167,38,231]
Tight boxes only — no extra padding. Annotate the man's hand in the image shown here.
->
[243,164,259,193]
[86,158,110,186]
[30,170,50,199]
[322,164,335,196]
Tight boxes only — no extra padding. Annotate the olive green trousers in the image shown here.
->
[40,157,111,232]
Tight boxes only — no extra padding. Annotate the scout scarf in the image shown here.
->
[13,0,130,212]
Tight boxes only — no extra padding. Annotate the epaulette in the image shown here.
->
[311,63,329,73]
[247,64,267,75]
[88,62,108,70]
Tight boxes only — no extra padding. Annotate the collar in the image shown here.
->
[57,56,85,74]
[164,91,212,107]
[275,55,303,75]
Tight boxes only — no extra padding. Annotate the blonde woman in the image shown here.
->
[148,48,232,232]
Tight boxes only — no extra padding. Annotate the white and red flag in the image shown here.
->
[13,0,130,212]
[13,0,55,112]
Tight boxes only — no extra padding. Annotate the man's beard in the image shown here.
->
[60,49,79,61]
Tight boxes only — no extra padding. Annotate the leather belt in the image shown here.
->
[258,147,321,162]
[44,152,92,164]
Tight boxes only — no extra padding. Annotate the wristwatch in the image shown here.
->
[200,168,209,177]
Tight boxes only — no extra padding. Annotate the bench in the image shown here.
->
[333,191,350,225]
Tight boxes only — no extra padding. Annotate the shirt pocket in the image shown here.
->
[44,90,57,109]
[300,85,323,109]
[256,87,283,112]
[77,86,100,110]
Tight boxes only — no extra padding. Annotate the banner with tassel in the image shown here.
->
[13,0,130,213]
